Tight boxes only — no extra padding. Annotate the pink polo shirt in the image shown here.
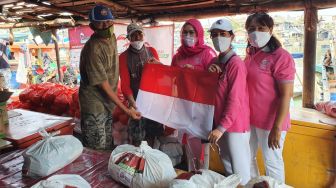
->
[245,47,296,131]
[172,48,217,71]
[213,51,250,133]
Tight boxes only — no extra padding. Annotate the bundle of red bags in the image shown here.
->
[10,83,80,118]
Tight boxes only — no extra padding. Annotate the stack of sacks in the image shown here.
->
[31,174,91,188]
[245,176,293,188]
[22,131,83,178]
[153,136,183,166]
[315,101,336,117]
[108,141,176,188]
[169,170,241,188]
[13,83,79,118]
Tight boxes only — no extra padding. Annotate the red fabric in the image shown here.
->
[139,64,217,105]
[119,47,160,97]
[176,19,213,57]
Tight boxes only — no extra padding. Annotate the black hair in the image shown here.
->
[245,12,282,53]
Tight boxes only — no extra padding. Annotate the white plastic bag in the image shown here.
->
[169,170,241,188]
[31,174,91,188]
[23,130,83,177]
[245,176,293,188]
[108,141,177,188]
[153,136,183,166]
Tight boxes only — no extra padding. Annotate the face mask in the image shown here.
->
[130,41,144,50]
[183,36,197,47]
[248,31,271,48]
[212,36,231,52]
[95,26,114,38]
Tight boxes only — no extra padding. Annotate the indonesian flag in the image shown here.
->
[136,64,218,140]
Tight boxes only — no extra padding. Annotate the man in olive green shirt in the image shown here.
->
[79,5,140,150]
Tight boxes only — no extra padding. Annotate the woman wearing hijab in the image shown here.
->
[172,19,216,171]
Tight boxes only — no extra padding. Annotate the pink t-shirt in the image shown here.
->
[171,48,217,71]
[213,54,250,133]
[245,47,296,131]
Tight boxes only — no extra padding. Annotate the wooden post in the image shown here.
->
[51,29,62,83]
[302,6,318,108]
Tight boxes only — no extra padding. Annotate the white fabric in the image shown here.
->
[108,141,177,188]
[212,37,231,52]
[245,176,293,188]
[183,36,197,47]
[217,131,251,185]
[250,126,287,182]
[31,174,91,188]
[136,90,214,140]
[130,41,144,50]
[23,134,83,177]
[169,170,241,188]
[248,31,271,48]
[209,18,233,32]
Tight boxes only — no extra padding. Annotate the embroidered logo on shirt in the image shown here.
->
[259,59,271,70]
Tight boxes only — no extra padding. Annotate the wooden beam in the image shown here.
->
[0,18,75,28]
[152,0,336,21]
[302,6,317,108]
[95,0,137,13]
[24,0,88,19]
[51,29,62,83]
[7,10,44,21]
[0,0,20,5]
[56,0,92,7]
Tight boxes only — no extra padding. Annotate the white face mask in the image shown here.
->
[212,36,231,52]
[248,31,271,48]
[183,36,197,47]
[130,41,144,50]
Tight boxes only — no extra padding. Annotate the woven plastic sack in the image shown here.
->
[108,141,176,188]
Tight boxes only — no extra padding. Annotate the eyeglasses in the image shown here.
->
[210,32,230,38]
[182,30,196,36]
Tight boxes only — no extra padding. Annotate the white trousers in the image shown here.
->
[250,126,287,182]
[217,131,251,185]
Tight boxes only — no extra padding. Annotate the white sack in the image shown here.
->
[31,174,91,188]
[169,170,241,188]
[245,176,293,188]
[108,141,176,188]
[23,133,83,178]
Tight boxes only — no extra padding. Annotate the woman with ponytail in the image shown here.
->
[244,12,296,183]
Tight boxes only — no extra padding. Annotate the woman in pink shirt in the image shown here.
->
[244,12,295,182]
[172,18,216,70]
[207,18,250,185]
[171,19,216,171]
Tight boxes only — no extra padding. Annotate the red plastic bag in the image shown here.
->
[54,91,73,112]
[19,86,35,103]
[30,87,49,105]
[42,85,64,105]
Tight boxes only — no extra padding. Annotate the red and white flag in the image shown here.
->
[136,64,218,139]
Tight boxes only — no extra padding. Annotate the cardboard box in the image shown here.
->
[4,109,73,148]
